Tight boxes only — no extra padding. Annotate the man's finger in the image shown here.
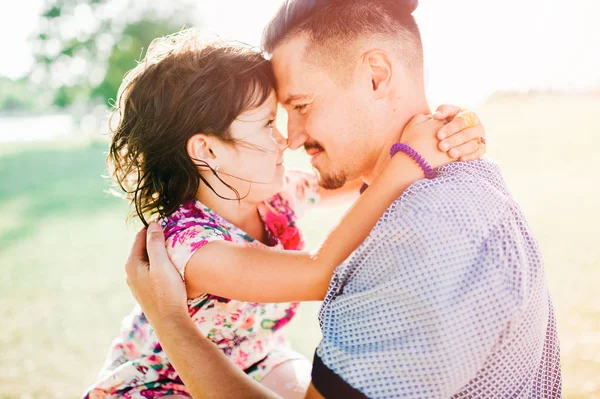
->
[146,222,170,267]
[129,228,148,260]
[433,104,462,121]
[125,228,148,277]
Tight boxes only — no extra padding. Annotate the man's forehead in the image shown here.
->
[271,36,315,103]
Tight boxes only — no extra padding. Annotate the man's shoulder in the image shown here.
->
[386,159,514,228]
[332,160,524,297]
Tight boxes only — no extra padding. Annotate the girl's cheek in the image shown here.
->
[239,156,274,182]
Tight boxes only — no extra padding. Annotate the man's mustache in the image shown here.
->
[304,142,325,152]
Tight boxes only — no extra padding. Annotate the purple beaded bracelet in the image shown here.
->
[390,142,437,179]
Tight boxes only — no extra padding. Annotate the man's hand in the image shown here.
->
[124,224,284,399]
[125,223,188,325]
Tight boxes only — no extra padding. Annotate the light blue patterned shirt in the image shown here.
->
[315,160,562,398]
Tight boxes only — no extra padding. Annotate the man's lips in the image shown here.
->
[309,152,324,166]
[306,148,321,156]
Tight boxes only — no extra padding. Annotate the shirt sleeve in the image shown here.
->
[281,169,320,218]
[164,224,231,281]
[316,208,522,398]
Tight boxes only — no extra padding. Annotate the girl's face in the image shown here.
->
[216,91,288,202]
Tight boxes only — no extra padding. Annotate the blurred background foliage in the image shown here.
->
[1,0,195,113]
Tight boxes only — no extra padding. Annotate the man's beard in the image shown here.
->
[317,169,347,190]
[305,142,348,190]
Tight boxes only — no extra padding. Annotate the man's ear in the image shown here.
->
[364,49,393,98]
[186,134,217,168]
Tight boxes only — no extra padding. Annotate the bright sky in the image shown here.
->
[1,0,598,105]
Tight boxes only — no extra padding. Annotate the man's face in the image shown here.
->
[271,36,375,189]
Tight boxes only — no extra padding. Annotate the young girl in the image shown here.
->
[84,30,485,399]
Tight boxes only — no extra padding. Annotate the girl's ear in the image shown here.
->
[186,134,217,168]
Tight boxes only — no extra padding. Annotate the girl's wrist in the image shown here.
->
[390,142,436,179]
[375,151,425,194]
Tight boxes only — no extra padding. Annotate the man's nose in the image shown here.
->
[287,115,308,151]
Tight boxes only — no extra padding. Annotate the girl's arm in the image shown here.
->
[184,150,427,302]
[184,114,481,302]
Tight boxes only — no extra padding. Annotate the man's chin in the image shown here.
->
[316,169,347,190]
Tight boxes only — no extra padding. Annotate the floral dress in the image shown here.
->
[83,170,319,399]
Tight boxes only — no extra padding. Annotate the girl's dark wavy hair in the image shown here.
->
[108,29,276,226]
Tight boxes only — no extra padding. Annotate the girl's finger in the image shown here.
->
[438,126,480,152]
[433,104,462,120]
[447,139,480,159]
[437,111,480,140]
[459,145,486,162]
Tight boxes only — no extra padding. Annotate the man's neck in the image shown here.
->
[361,101,431,186]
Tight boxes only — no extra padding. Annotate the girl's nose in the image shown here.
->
[271,126,289,151]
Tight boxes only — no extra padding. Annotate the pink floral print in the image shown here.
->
[83,170,319,398]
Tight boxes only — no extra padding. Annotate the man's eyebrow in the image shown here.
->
[283,94,310,105]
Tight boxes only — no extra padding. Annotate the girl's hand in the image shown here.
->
[432,104,487,162]
[398,106,487,172]
[399,115,454,170]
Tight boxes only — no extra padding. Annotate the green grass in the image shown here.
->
[1,93,599,398]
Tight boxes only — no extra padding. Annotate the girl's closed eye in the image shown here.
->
[266,118,276,129]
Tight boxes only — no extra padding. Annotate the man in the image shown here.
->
[125,0,562,397]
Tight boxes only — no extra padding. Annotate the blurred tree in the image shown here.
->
[30,0,199,109]
[0,77,46,113]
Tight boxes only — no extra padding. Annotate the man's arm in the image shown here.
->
[151,312,281,399]
[125,227,282,399]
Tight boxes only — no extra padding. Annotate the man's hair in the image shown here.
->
[262,0,423,80]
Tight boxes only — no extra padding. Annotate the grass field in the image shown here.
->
[0,93,599,398]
